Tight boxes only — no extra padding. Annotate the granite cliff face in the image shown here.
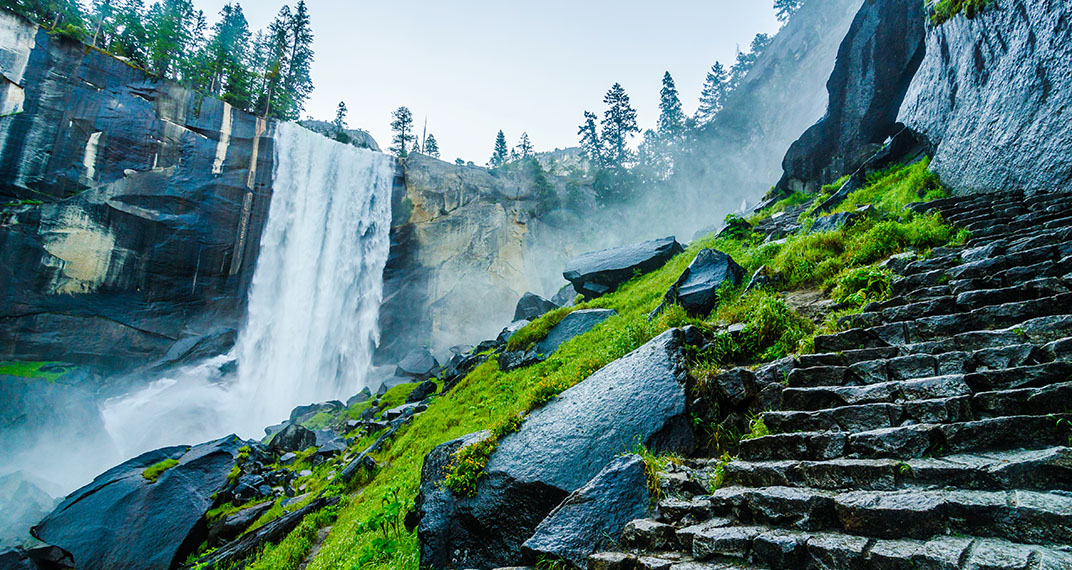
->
[0,11,275,375]
[775,0,927,195]
[899,0,1072,194]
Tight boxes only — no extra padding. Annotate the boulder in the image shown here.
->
[346,387,373,407]
[0,473,56,548]
[497,320,531,345]
[651,249,745,319]
[269,424,316,453]
[32,436,246,570]
[563,237,684,299]
[376,375,413,397]
[513,292,558,322]
[396,349,441,380]
[774,0,927,196]
[498,350,542,372]
[407,380,438,403]
[416,329,695,569]
[809,206,876,234]
[522,455,652,568]
[288,401,344,425]
[534,309,617,357]
[551,284,580,308]
[899,0,1072,194]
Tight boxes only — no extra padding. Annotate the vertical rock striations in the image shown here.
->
[898,0,1072,194]
[0,11,275,373]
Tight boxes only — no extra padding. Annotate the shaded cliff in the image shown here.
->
[0,11,275,375]
[774,0,927,196]
[899,0,1072,194]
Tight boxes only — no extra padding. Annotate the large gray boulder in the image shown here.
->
[396,348,440,380]
[32,436,246,570]
[563,237,684,299]
[774,0,927,195]
[534,309,617,356]
[513,292,558,322]
[522,454,652,568]
[652,249,744,319]
[899,0,1072,194]
[416,329,695,569]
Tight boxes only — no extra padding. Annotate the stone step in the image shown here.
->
[782,362,1072,410]
[737,414,1072,461]
[587,550,747,570]
[661,524,1072,570]
[699,485,1072,546]
[720,447,1072,492]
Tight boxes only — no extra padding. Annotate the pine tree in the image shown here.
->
[256,5,291,118]
[144,0,198,79]
[195,3,252,108]
[333,101,348,131]
[696,61,729,126]
[729,33,772,90]
[774,0,805,23]
[600,83,639,169]
[578,111,602,165]
[454,158,464,166]
[517,132,534,158]
[489,130,508,167]
[424,134,440,158]
[412,139,423,155]
[390,106,415,157]
[281,0,314,120]
[657,71,685,140]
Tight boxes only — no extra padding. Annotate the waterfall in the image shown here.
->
[100,122,396,456]
[233,122,395,429]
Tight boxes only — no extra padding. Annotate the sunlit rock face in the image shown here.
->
[0,11,275,374]
[899,0,1072,195]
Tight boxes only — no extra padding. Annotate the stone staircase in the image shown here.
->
[588,190,1072,570]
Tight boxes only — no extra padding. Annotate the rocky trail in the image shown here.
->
[585,190,1072,570]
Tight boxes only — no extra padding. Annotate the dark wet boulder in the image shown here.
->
[407,380,438,403]
[415,329,695,569]
[32,436,245,570]
[498,350,542,372]
[207,501,274,546]
[563,237,684,299]
[497,320,531,345]
[346,387,373,407]
[288,401,344,425]
[376,375,412,396]
[396,349,441,380]
[534,309,617,357]
[522,454,652,568]
[552,283,580,307]
[651,249,744,319]
[269,424,316,453]
[513,292,558,322]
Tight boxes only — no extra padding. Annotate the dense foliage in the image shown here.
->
[6,0,315,120]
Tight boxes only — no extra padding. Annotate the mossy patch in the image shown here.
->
[142,459,179,483]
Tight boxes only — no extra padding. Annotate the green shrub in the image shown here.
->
[831,265,893,306]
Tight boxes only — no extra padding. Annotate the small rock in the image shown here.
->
[513,292,558,322]
[651,249,744,318]
[269,424,316,453]
[346,387,372,407]
[396,349,440,380]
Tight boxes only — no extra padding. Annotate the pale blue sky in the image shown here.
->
[196,0,781,162]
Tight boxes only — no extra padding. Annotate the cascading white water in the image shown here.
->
[100,122,395,457]
[232,122,395,432]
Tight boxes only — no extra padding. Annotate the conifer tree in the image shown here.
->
[281,0,314,119]
[774,0,805,23]
[578,111,602,165]
[600,83,639,169]
[424,134,440,158]
[517,132,534,158]
[657,72,685,140]
[333,101,348,131]
[389,106,415,157]
[489,130,509,167]
[696,62,728,126]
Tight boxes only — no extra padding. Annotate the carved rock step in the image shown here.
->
[737,414,1072,461]
[814,313,1072,353]
[697,486,1072,546]
[587,550,750,570]
[782,362,1072,410]
[626,523,1072,570]
[720,447,1072,492]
